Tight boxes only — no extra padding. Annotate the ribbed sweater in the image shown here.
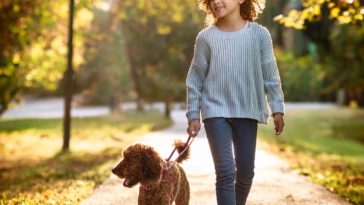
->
[186,22,285,124]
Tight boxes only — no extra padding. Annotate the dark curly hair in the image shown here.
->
[198,0,266,25]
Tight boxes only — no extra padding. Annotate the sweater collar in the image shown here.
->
[210,21,253,37]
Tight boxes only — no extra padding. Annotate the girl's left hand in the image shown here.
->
[187,120,201,138]
[273,113,284,135]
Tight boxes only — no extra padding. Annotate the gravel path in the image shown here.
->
[81,110,351,205]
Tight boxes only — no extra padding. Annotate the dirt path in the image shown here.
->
[81,110,351,205]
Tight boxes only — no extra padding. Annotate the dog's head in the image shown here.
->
[111,143,164,188]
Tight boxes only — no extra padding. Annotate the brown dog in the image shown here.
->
[111,140,190,205]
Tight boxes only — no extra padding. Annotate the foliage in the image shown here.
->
[269,1,364,106]
[274,0,364,29]
[0,110,172,204]
[0,0,94,116]
[75,7,131,108]
[328,21,364,90]
[114,0,205,115]
[275,50,326,101]
[0,0,37,115]
[258,108,364,205]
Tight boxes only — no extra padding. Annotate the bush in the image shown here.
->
[275,50,326,101]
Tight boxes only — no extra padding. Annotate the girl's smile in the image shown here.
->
[209,0,243,19]
[215,5,224,12]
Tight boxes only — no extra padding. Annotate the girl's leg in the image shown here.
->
[229,118,258,205]
[204,117,236,205]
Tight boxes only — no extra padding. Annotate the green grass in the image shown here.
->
[258,107,364,205]
[0,110,172,205]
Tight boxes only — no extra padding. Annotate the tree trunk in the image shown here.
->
[62,0,74,152]
[165,101,170,119]
[0,106,6,116]
[109,93,121,114]
[137,97,144,112]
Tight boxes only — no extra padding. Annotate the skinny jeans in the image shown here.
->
[203,117,258,205]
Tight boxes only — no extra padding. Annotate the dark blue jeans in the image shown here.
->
[204,117,258,205]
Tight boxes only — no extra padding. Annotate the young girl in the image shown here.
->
[185,0,285,204]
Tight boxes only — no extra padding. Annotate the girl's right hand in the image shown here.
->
[187,120,201,138]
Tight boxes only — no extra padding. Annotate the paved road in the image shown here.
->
[3,98,349,204]
[2,97,336,120]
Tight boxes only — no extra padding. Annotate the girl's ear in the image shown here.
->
[239,0,245,4]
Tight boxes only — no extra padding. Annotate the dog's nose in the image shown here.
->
[111,168,116,174]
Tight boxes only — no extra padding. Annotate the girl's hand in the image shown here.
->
[273,113,284,135]
[187,120,201,138]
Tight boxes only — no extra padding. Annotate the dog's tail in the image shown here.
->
[173,139,191,163]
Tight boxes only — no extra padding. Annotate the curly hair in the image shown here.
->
[198,0,266,25]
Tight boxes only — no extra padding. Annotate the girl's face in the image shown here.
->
[209,0,244,19]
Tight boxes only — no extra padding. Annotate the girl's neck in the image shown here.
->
[216,18,248,32]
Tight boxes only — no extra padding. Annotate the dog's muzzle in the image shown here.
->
[111,167,116,174]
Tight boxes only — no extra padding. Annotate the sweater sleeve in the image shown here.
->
[186,33,210,122]
[259,28,285,115]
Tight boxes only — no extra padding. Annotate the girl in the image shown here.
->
[185,0,285,204]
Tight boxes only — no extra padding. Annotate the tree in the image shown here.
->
[274,0,364,106]
[115,0,205,117]
[76,6,131,114]
[274,0,364,29]
[0,0,94,117]
[0,0,37,115]
[62,0,75,152]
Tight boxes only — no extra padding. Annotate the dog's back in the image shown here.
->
[174,163,190,205]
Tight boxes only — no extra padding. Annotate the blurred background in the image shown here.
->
[1,0,363,115]
[0,0,363,204]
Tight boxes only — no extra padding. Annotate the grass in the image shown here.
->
[0,110,172,205]
[257,107,364,205]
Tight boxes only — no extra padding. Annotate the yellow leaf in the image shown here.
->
[348,8,356,14]
[294,24,305,30]
[327,2,335,8]
[330,7,340,18]
[313,5,321,15]
[157,25,171,35]
[300,9,310,20]
[338,15,352,24]
[278,18,286,24]
[284,21,294,27]
[288,10,299,18]
[354,13,363,20]
[172,13,183,23]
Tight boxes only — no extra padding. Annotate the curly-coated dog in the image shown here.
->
[111,139,190,205]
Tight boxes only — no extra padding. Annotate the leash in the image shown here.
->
[141,136,194,204]
[162,135,194,204]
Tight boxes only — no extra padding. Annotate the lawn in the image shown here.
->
[258,107,364,205]
[0,110,172,205]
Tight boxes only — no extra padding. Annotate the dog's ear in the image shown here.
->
[141,146,163,180]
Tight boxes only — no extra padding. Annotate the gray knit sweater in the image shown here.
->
[186,22,285,124]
